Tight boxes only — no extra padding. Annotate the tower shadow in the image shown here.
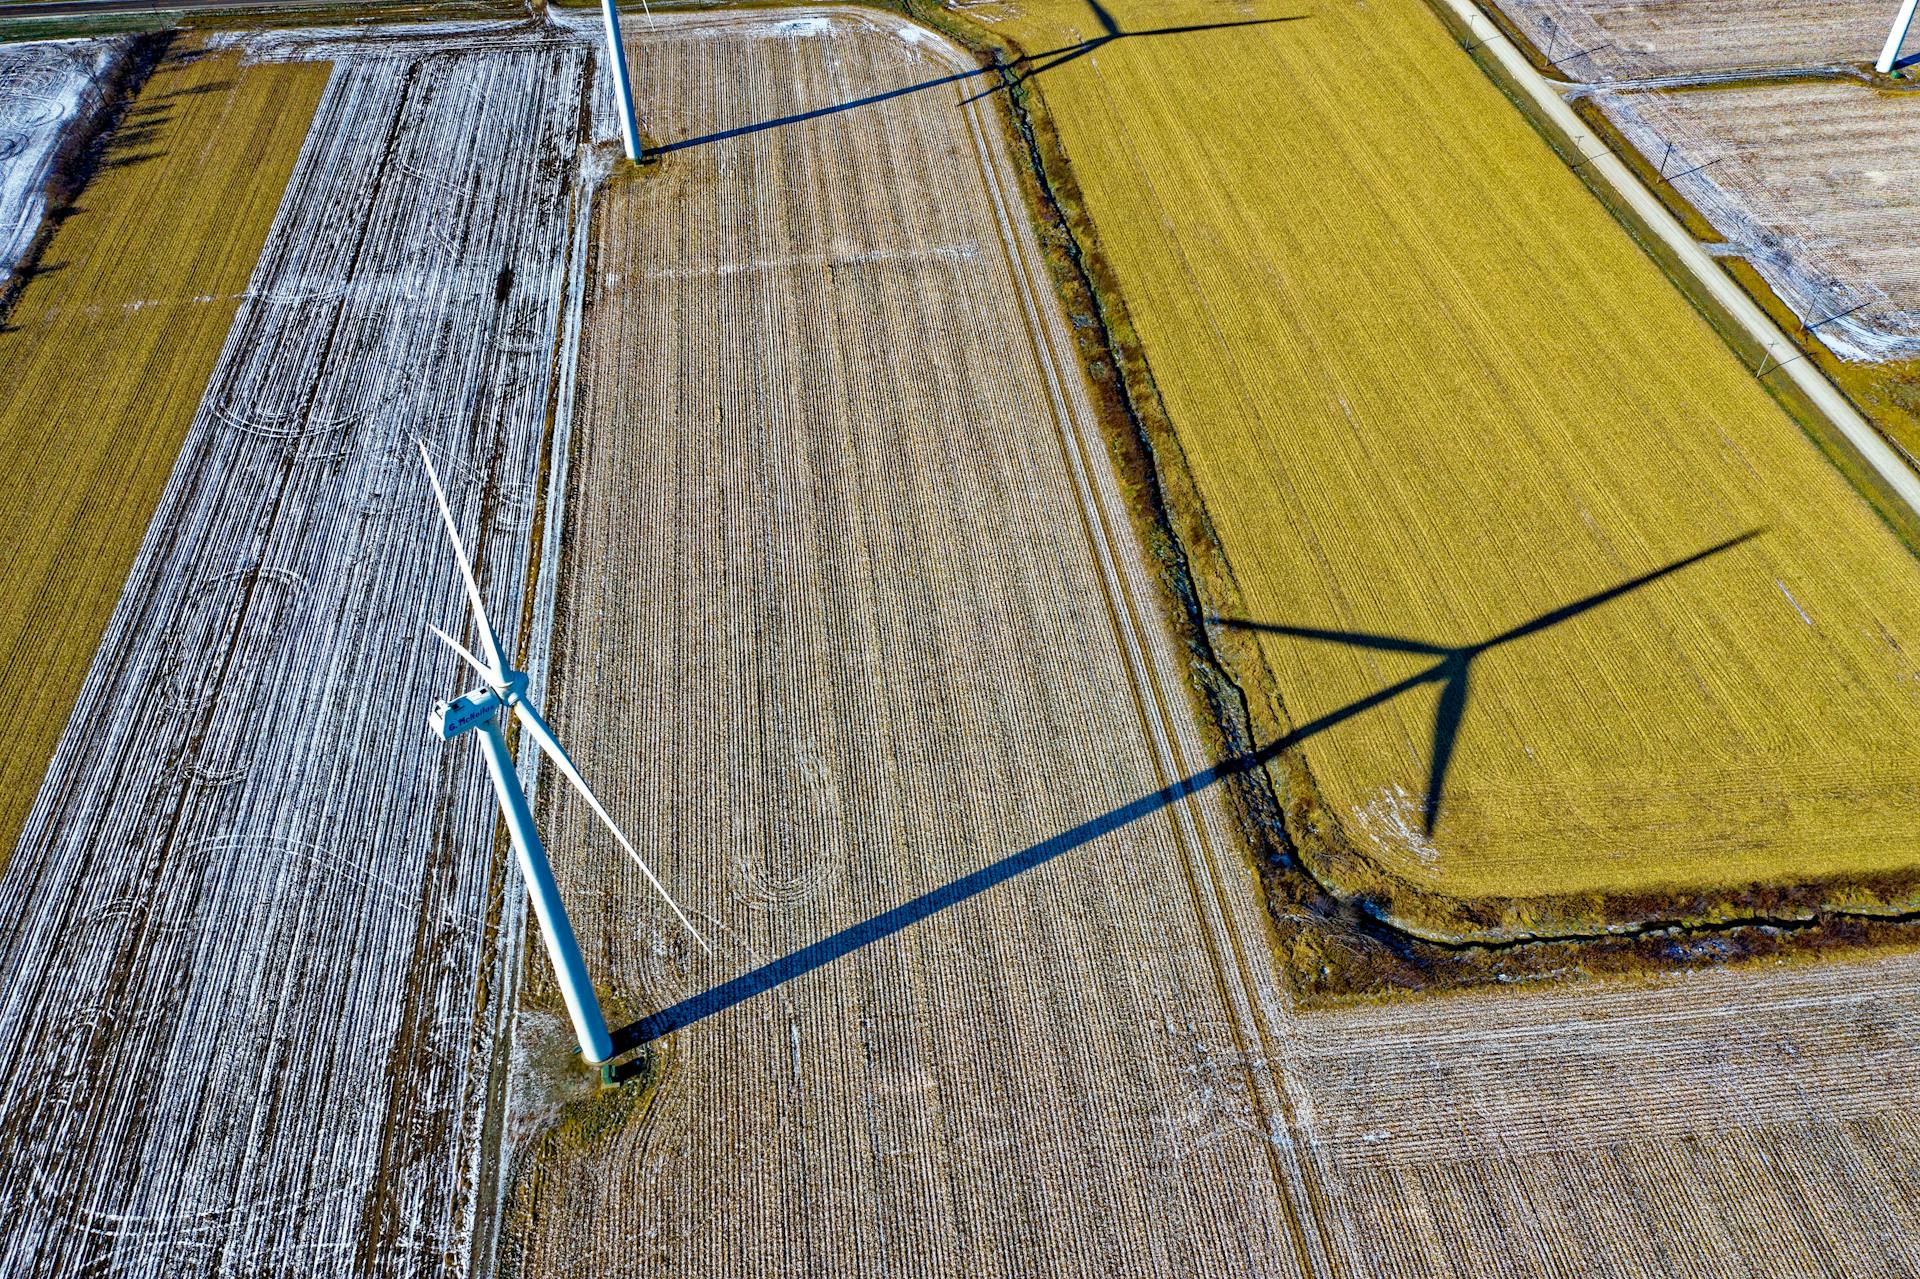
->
[608,529,1761,1053]
[649,3,1305,157]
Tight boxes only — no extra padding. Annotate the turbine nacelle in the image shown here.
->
[430,687,502,741]
[427,662,531,742]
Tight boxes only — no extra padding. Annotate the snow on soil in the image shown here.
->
[1600,87,1920,362]
[0,39,123,281]
[0,27,592,1276]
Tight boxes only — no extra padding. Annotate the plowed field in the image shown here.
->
[505,9,1327,1276]
[1493,0,1898,80]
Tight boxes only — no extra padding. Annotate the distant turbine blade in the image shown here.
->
[417,439,507,678]
[512,698,712,954]
[430,624,494,684]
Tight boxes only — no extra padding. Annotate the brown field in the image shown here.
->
[964,0,1920,945]
[1595,79,1920,360]
[1279,944,1920,1276]
[504,10,1329,1276]
[0,46,324,864]
[1491,0,1899,80]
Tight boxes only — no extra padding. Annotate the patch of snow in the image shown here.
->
[1777,579,1814,627]
[1350,784,1442,868]
[0,39,124,280]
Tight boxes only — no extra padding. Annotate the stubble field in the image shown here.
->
[972,0,1920,945]
[1595,80,1920,363]
[504,10,1328,1276]
[0,45,325,868]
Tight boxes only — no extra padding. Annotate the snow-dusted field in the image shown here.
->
[1596,82,1920,361]
[0,25,592,1276]
[0,38,122,280]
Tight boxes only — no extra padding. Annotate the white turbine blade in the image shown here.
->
[416,439,507,678]
[429,624,494,684]
[513,699,712,954]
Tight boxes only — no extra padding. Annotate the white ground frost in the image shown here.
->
[0,38,123,280]
[0,22,596,1277]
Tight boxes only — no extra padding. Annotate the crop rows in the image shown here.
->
[1489,0,1897,81]
[0,47,325,875]
[972,0,1920,942]
[505,11,1327,1277]
[1284,945,1920,1276]
[0,30,587,1276]
[1594,82,1920,361]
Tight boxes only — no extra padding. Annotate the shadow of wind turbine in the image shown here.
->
[611,531,1761,1051]
[1212,527,1764,835]
[649,4,1305,156]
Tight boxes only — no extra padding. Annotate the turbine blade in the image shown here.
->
[417,439,507,678]
[430,624,494,684]
[513,698,712,954]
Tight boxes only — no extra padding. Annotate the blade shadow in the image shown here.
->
[1211,527,1763,833]
[610,531,1761,1052]
[650,7,1306,157]
[961,14,1307,105]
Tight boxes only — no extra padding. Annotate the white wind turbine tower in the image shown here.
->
[1878,0,1918,72]
[602,0,643,162]
[418,442,707,1066]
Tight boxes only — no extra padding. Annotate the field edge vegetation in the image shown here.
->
[904,0,1920,1004]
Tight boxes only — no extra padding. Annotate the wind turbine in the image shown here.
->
[601,0,643,162]
[417,441,706,1066]
[1877,0,1918,73]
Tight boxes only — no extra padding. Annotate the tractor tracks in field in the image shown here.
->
[949,30,1352,1278]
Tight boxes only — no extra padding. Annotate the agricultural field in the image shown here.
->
[1596,80,1920,363]
[968,0,1920,945]
[0,44,324,867]
[0,24,593,1273]
[0,36,118,276]
[1492,0,1899,80]
[504,10,1321,1275]
[1,0,1918,1275]
[1483,0,1920,520]
[1284,945,1920,1276]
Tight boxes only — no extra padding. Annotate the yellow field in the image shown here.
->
[0,48,325,862]
[973,0,1920,938]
